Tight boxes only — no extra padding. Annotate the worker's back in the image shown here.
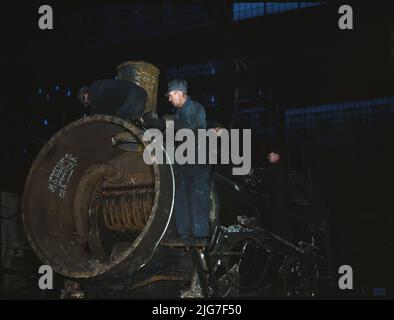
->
[89,79,147,121]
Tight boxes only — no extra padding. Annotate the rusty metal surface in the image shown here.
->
[99,186,154,232]
[129,275,186,291]
[116,61,160,114]
[22,115,174,279]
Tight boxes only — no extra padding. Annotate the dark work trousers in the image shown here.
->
[272,193,296,244]
[174,163,211,238]
[266,163,296,244]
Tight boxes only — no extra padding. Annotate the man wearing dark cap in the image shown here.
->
[142,79,210,246]
[165,79,207,131]
[169,80,210,245]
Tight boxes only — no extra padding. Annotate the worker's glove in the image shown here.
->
[140,112,165,131]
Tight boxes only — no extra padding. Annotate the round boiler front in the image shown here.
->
[22,115,175,278]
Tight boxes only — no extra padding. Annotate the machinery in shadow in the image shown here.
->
[206,167,333,297]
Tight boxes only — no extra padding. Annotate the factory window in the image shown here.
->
[235,107,275,134]
[193,92,221,108]
[165,60,224,80]
[234,96,394,145]
[232,87,274,132]
[235,87,271,109]
[285,97,394,146]
[233,2,326,21]
[233,3,264,21]
[30,84,73,102]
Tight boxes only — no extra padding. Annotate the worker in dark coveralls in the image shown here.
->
[78,77,147,121]
[264,148,295,243]
[141,79,210,246]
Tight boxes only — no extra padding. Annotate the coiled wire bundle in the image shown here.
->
[93,185,155,232]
